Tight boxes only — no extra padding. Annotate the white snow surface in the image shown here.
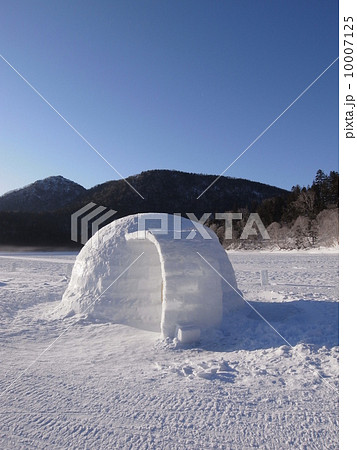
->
[0,250,338,449]
[59,214,243,338]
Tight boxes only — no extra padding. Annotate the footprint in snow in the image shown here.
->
[182,360,237,382]
[154,359,238,382]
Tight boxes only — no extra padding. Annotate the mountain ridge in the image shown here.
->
[0,170,288,215]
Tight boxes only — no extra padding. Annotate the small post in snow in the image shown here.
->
[260,269,269,286]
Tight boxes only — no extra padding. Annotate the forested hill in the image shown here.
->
[75,170,288,218]
[0,176,85,213]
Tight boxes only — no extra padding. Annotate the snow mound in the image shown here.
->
[57,213,244,338]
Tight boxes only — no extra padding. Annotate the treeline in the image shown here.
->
[257,169,338,224]
[209,170,339,250]
[0,211,79,248]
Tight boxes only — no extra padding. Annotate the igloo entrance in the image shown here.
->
[122,238,163,332]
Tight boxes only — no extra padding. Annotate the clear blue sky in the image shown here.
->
[0,0,338,195]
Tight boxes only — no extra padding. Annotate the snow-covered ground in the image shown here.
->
[0,251,338,449]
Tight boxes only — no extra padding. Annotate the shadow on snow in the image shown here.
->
[200,299,338,352]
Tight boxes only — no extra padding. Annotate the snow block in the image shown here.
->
[176,325,201,344]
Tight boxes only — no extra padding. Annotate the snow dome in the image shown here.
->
[59,213,244,338]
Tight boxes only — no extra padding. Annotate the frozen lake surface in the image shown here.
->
[0,251,338,449]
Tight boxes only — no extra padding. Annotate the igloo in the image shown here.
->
[59,213,244,338]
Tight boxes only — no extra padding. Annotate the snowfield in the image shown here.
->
[0,251,338,449]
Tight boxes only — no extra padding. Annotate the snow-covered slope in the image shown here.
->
[0,251,338,448]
